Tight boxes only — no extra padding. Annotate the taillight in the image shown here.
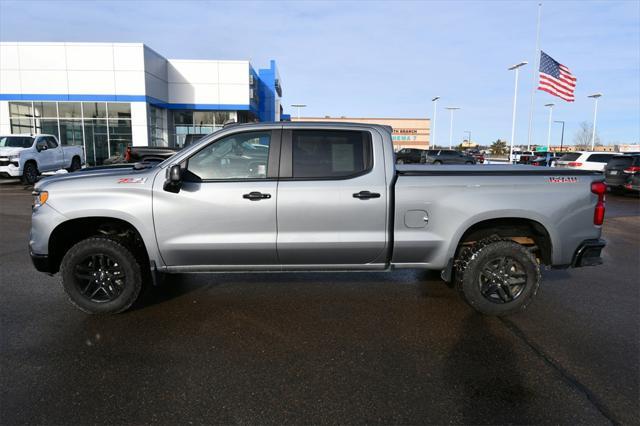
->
[568,162,583,167]
[591,181,606,226]
[623,166,640,173]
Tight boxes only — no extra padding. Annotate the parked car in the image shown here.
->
[517,151,536,164]
[555,151,621,172]
[604,155,640,192]
[103,146,179,165]
[465,149,485,164]
[395,148,425,164]
[0,134,84,184]
[509,150,533,163]
[530,153,562,167]
[422,149,476,164]
[624,172,640,193]
[30,122,606,317]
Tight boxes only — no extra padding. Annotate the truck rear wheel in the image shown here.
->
[60,237,142,314]
[454,237,540,316]
[21,161,39,185]
[67,156,81,172]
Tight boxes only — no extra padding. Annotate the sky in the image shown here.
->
[1,0,638,146]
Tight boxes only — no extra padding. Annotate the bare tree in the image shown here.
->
[573,121,602,150]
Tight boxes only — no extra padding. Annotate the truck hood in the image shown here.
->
[0,147,26,157]
[35,165,160,191]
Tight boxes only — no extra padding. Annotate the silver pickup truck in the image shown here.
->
[0,134,84,184]
[29,122,606,315]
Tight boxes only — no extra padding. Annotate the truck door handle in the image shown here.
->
[353,191,381,199]
[243,191,271,201]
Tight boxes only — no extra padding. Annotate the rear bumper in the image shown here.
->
[572,239,606,267]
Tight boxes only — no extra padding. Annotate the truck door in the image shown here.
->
[152,129,281,268]
[276,128,388,267]
[34,137,56,171]
[45,136,64,170]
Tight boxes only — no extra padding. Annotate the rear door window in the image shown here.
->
[559,153,581,161]
[291,130,371,179]
[587,154,616,163]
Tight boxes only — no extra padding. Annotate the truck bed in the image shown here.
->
[395,164,602,176]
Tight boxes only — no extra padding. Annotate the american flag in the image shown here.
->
[538,51,576,102]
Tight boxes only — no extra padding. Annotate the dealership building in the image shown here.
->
[0,42,283,164]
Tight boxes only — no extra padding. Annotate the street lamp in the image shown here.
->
[508,61,528,163]
[446,107,460,150]
[544,103,554,152]
[290,104,307,120]
[431,96,440,148]
[588,93,602,150]
[554,120,565,153]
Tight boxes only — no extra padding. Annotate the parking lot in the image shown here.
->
[1,180,638,425]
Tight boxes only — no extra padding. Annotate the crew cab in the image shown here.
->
[0,134,84,184]
[29,122,606,316]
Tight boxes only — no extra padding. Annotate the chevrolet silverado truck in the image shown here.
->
[0,134,84,184]
[29,122,606,315]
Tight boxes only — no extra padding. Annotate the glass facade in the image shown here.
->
[172,110,236,147]
[8,101,132,165]
[149,105,167,147]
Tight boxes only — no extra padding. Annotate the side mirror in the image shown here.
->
[164,164,183,193]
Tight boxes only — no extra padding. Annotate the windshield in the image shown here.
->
[0,136,33,148]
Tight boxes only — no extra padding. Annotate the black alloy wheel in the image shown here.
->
[74,254,126,303]
[22,162,38,185]
[60,237,143,314]
[478,256,527,304]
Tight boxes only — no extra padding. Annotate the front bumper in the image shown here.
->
[0,164,22,178]
[572,239,606,267]
[30,251,53,274]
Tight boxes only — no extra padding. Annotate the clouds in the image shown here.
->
[1,0,638,144]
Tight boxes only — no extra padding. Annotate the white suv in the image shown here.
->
[555,151,621,172]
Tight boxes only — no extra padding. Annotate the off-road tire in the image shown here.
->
[21,161,39,185]
[67,156,81,172]
[60,237,143,314]
[454,236,540,316]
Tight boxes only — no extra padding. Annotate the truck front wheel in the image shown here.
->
[22,161,39,185]
[60,237,143,314]
[455,237,540,316]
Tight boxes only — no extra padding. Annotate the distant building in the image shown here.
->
[617,144,640,153]
[293,116,430,150]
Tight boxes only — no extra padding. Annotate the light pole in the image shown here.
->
[544,103,554,152]
[446,107,460,149]
[508,61,528,163]
[588,93,602,150]
[431,96,440,148]
[290,104,307,120]
[554,120,565,153]
[464,131,471,147]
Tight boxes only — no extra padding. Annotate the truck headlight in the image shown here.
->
[32,191,48,209]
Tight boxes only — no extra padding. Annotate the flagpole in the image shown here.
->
[526,3,542,151]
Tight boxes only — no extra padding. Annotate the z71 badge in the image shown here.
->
[117,177,147,184]
[548,176,578,183]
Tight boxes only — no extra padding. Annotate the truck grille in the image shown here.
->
[0,159,10,167]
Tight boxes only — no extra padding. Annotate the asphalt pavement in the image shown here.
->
[1,181,638,425]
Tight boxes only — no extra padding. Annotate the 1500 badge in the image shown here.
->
[548,176,578,183]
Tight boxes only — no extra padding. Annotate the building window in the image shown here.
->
[171,110,236,148]
[8,101,132,166]
[149,106,167,147]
